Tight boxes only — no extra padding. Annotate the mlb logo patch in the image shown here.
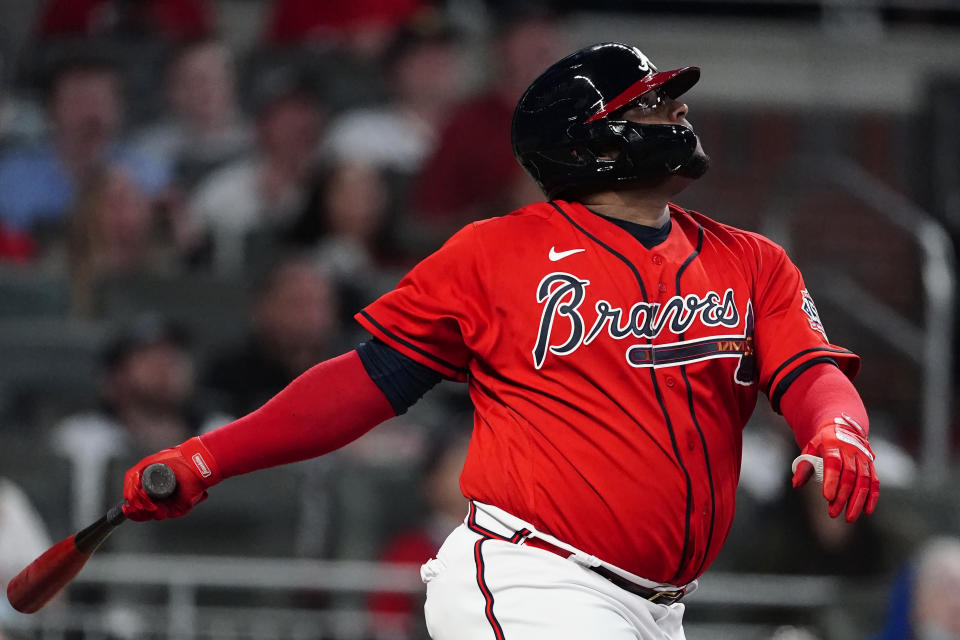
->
[800,289,827,339]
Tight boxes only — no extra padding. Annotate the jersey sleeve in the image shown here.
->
[355,224,488,382]
[753,242,860,412]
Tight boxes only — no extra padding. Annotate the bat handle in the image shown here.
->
[75,463,179,553]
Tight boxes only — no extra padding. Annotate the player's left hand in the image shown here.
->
[122,437,221,521]
[792,415,879,522]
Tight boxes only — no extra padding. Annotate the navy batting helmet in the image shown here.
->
[511,43,702,199]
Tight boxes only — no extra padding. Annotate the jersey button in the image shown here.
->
[665,376,675,388]
[652,255,663,265]
[686,432,697,451]
[657,282,667,293]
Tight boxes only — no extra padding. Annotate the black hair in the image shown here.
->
[165,36,229,76]
[379,16,457,72]
[248,252,327,301]
[491,2,561,36]
[101,314,190,370]
[248,64,320,118]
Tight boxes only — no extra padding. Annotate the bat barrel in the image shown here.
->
[6,537,89,614]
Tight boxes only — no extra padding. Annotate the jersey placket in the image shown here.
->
[665,225,717,584]
[647,243,710,585]
[552,200,704,584]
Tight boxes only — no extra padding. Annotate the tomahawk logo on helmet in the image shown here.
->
[511,42,705,199]
[633,49,652,72]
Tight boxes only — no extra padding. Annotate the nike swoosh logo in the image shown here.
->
[549,247,585,261]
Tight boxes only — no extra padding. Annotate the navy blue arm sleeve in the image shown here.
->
[355,338,444,415]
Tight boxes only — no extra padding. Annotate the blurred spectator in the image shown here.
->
[264,0,430,60]
[202,257,341,417]
[368,431,469,640]
[321,20,461,176]
[0,477,54,623]
[189,72,323,273]
[873,537,960,640]
[410,10,563,232]
[134,37,252,191]
[65,166,189,316]
[286,161,402,309]
[912,537,960,639]
[0,56,170,239]
[50,315,226,528]
[34,0,214,40]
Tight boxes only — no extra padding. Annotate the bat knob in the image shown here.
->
[142,463,177,500]
[791,454,825,484]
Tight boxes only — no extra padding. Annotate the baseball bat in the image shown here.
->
[6,462,177,614]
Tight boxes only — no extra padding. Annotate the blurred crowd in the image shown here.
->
[0,0,569,513]
[0,0,566,289]
[0,1,568,636]
[0,1,957,639]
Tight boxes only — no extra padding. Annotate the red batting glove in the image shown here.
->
[792,414,879,522]
[122,437,222,521]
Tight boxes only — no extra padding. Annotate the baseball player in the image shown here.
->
[122,43,880,639]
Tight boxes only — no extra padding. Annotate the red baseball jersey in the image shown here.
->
[356,200,859,585]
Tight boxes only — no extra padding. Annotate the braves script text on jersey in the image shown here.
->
[356,200,859,586]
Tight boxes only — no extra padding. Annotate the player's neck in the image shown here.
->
[578,174,694,228]
[579,191,671,228]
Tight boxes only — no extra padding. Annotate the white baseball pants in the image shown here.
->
[421,517,686,640]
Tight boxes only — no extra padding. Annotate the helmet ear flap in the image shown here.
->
[564,121,630,163]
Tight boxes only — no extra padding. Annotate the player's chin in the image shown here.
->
[677,149,711,180]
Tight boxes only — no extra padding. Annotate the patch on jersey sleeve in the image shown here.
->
[800,289,827,340]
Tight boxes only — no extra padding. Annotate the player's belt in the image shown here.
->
[520,537,688,606]
[467,501,690,606]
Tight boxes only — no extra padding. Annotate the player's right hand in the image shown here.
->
[792,415,879,523]
[122,436,222,521]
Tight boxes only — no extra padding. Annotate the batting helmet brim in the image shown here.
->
[584,66,700,123]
